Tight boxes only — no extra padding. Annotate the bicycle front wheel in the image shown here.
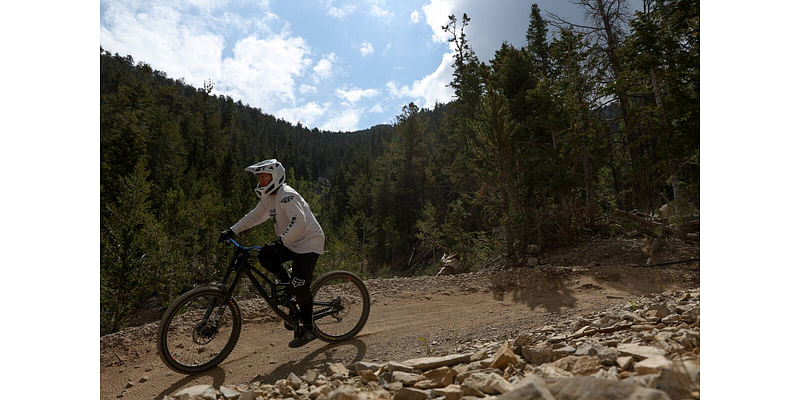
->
[311,270,371,343]
[157,286,242,374]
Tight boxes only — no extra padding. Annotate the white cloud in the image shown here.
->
[299,84,317,96]
[219,34,311,110]
[420,0,533,61]
[100,0,314,116]
[321,109,361,132]
[369,103,384,113]
[368,0,394,20]
[410,10,420,24]
[336,86,380,104]
[327,5,355,19]
[422,0,454,44]
[386,50,454,108]
[359,41,374,56]
[277,102,327,126]
[100,3,225,87]
[312,52,336,82]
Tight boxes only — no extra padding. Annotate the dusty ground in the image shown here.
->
[100,237,699,400]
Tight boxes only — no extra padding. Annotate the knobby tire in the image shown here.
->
[157,286,242,374]
[311,270,371,343]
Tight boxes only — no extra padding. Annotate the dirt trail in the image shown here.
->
[100,259,699,400]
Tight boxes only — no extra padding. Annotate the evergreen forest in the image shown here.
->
[100,0,699,334]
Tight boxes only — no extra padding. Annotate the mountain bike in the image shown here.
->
[157,238,371,374]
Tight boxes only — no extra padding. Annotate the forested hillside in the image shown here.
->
[100,0,699,334]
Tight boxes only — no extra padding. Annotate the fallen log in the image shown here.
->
[613,209,673,236]
[630,258,700,268]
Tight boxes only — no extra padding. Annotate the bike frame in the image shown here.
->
[212,239,341,326]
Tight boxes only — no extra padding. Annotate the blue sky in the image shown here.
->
[100,0,641,131]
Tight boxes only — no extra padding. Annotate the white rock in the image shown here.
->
[634,355,673,375]
[616,344,667,360]
[403,354,472,370]
[432,384,464,400]
[462,372,514,395]
[171,385,216,400]
[392,371,424,386]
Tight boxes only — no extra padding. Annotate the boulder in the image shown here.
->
[570,326,598,339]
[533,364,574,384]
[521,343,554,365]
[171,385,216,400]
[646,303,671,319]
[432,384,464,400]
[351,361,382,373]
[392,371,424,386]
[651,364,700,400]
[616,356,634,371]
[490,341,520,369]
[286,372,303,389]
[326,362,350,378]
[596,346,618,366]
[383,361,414,373]
[513,333,536,350]
[470,348,491,362]
[422,366,456,387]
[592,366,619,381]
[402,354,472,371]
[574,343,598,356]
[327,385,359,400]
[551,355,603,375]
[310,384,332,399]
[217,386,237,399]
[358,369,380,382]
[617,344,667,361]
[394,387,429,400]
[634,355,673,375]
[497,374,556,400]
[552,345,576,359]
[461,371,514,395]
[302,369,320,383]
[548,376,670,400]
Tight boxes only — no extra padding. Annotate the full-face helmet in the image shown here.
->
[245,159,286,198]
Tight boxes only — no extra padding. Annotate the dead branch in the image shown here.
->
[630,258,700,268]
[613,209,673,236]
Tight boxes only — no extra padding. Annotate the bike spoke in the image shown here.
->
[312,273,369,340]
[162,292,238,369]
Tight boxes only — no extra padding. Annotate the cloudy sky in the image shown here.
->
[100,0,640,131]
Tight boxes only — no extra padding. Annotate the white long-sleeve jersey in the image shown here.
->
[230,184,325,254]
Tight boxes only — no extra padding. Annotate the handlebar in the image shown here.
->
[224,238,262,252]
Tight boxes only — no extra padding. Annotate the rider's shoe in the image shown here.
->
[289,325,317,348]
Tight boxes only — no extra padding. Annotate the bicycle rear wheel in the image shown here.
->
[311,270,370,343]
[157,286,242,374]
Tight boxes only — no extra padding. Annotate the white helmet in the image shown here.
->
[245,159,286,198]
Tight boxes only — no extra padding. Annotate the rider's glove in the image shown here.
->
[265,237,283,248]
[218,228,235,243]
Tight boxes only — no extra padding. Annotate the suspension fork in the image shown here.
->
[202,250,245,326]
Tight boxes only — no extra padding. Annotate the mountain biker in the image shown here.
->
[218,159,324,348]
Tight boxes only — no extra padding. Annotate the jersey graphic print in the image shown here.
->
[281,195,295,204]
[280,215,297,237]
[291,277,306,288]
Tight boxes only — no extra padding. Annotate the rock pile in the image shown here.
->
[163,288,699,400]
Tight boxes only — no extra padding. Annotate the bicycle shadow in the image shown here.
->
[252,338,368,384]
[154,367,226,400]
